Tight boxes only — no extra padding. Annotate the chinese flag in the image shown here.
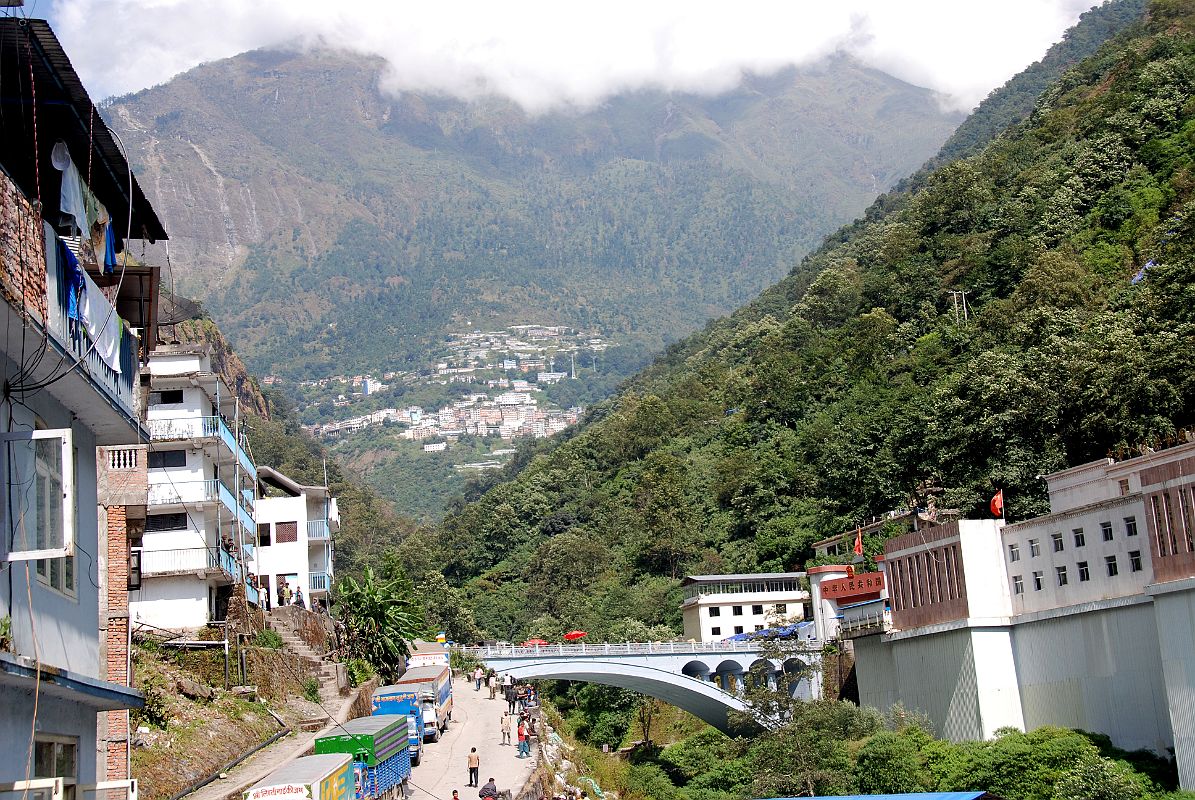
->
[990,489,1004,518]
[853,525,864,556]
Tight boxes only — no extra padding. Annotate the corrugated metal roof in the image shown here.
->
[246,753,349,788]
[0,18,167,243]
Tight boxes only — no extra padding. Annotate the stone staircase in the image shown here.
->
[265,611,344,729]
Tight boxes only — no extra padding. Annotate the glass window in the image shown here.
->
[775,603,787,614]
[754,625,765,632]
[732,605,743,616]
[1101,521,1114,542]
[708,607,720,617]
[1129,550,1143,572]
[1056,565,1068,586]
[1032,571,1043,591]
[257,523,271,548]
[1078,561,1090,582]
[1029,539,1041,557]
[34,737,77,800]
[1051,532,1064,552]
[33,439,73,596]
[1073,528,1085,547]
[1125,516,1138,537]
[147,449,187,469]
[1013,575,1024,595]
[710,627,720,636]
[1008,543,1020,562]
[149,389,184,405]
[146,512,187,532]
[751,604,764,615]
[1105,555,1119,577]
[733,626,744,635]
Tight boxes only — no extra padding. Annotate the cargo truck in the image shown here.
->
[389,664,453,742]
[314,716,411,800]
[370,687,424,766]
[243,754,352,800]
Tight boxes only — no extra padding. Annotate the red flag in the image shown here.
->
[853,525,864,556]
[990,489,1004,518]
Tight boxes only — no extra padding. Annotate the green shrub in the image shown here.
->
[302,677,322,703]
[346,658,376,687]
[133,671,171,729]
[253,629,284,649]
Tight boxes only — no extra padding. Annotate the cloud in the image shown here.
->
[43,0,1096,112]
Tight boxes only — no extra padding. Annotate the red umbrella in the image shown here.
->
[563,630,587,641]
[522,638,549,646]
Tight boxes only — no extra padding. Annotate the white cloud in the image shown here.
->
[43,0,1097,112]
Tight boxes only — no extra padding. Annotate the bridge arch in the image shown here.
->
[501,660,760,733]
[681,660,710,680]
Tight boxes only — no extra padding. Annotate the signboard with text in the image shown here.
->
[821,572,885,601]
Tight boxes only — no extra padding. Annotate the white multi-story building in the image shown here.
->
[819,440,1195,789]
[251,466,339,610]
[680,573,810,641]
[132,346,261,630]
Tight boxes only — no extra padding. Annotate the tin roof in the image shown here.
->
[247,753,349,789]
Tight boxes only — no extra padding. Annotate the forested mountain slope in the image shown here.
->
[401,0,1195,640]
[106,54,962,378]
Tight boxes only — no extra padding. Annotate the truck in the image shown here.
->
[389,664,453,742]
[314,716,411,800]
[370,687,424,766]
[243,753,352,800]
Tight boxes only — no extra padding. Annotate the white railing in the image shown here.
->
[107,446,140,470]
[455,639,819,659]
[139,547,215,574]
[310,571,330,591]
[308,520,331,540]
[148,478,217,506]
[839,607,892,637]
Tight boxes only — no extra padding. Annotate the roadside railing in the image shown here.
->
[454,639,819,659]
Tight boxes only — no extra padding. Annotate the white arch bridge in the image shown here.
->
[454,640,822,732]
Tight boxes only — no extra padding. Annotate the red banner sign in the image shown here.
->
[821,572,884,600]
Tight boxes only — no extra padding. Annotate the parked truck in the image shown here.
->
[244,753,353,800]
[389,664,453,742]
[371,687,424,766]
[314,716,411,800]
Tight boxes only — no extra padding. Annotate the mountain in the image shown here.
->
[393,0,1195,641]
[106,52,964,379]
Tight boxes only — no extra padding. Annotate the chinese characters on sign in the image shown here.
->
[821,572,885,600]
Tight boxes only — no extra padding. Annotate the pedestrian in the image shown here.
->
[282,581,293,606]
[500,712,511,745]
[276,580,286,609]
[488,672,498,699]
[467,747,480,787]
[474,666,484,691]
[503,673,513,689]
[517,684,528,710]
[516,719,528,758]
[294,587,306,609]
[478,779,499,800]
[505,684,518,714]
[453,792,460,800]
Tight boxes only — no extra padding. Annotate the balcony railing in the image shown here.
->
[308,520,331,540]
[838,602,892,638]
[147,415,257,482]
[43,224,138,417]
[245,582,260,606]
[147,478,255,533]
[309,572,330,592]
[140,546,237,581]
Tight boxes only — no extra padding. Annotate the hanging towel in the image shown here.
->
[79,267,122,374]
[102,222,118,273]
[58,238,85,322]
[50,141,88,236]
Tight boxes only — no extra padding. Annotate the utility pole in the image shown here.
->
[947,290,970,324]
[570,352,576,380]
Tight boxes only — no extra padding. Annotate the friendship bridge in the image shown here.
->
[454,640,822,732]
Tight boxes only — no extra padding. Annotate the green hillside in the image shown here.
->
[399,0,1195,640]
[107,54,962,381]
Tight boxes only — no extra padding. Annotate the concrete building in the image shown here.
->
[251,466,339,610]
[680,573,809,641]
[131,346,260,630]
[0,16,168,794]
[823,441,1195,788]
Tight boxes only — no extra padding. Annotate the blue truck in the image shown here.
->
[314,715,411,800]
[387,665,453,742]
[371,686,424,766]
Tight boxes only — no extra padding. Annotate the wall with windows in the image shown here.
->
[0,685,96,797]
[253,494,310,605]
[680,577,809,642]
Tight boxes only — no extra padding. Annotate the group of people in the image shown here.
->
[500,709,536,758]
[472,667,538,711]
[275,578,306,610]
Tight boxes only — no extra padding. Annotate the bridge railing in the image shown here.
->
[454,639,819,658]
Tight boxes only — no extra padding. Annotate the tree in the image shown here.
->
[333,566,420,682]
[1052,753,1147,800]
[418,571,481,644]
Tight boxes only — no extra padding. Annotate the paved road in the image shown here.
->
[407,680,537,800]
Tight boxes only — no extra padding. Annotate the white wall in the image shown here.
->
[1150,580,1195,788]
[131,574,212,630]
[681,589,808,642]
[253,495,310,601]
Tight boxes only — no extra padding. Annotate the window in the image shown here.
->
[754,625,765,632]
[1029,539,1041,557]
[1032,571,1044,591]
[257,523,271,548]
[732,605,743,616]
[1011,575,1024,594]
[775,603,787,614]
[34,736,77,800]
[733,626,744,635]
[2,429,75,565]
[1105,555,1119,577]
[1101,521,1114,542]
[274,521,298,543]
[1008,543,1020,562]
[147,449,186,469]
[1078,561,1090,582]
[1052,532,1064,552]
[1118,478,1130,496]
[710,626,721,636]
[149,389,184,405]
[751,604,764,615]
[1129,550,1143,572]
[1056,565,1068,586]
[1125,516,1138,537]
[1073,528,1086,547]
[146,512,187,532]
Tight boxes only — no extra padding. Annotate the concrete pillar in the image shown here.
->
[807,565,852,641]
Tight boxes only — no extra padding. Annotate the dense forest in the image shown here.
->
[389,0,1195,642]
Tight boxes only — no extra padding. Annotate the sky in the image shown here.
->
[35,0,1099,113]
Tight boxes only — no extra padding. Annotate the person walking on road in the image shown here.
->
[467,748,480,787]
[488,673,498,699]
[516,719,529,758]
[500,712,512,745]
[505,684,518,714]
[474,666,484,691]
[478,779,499,800]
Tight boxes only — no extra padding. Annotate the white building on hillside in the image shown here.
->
[251,466,339,610]
[131,346,260,630]
[680,573,810,641]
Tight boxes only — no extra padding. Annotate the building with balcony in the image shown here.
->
[0,16,165,796]
[130,346,261,630]
[251,466,339,610]
[680,573,809,642]
[825,440,1195,789]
